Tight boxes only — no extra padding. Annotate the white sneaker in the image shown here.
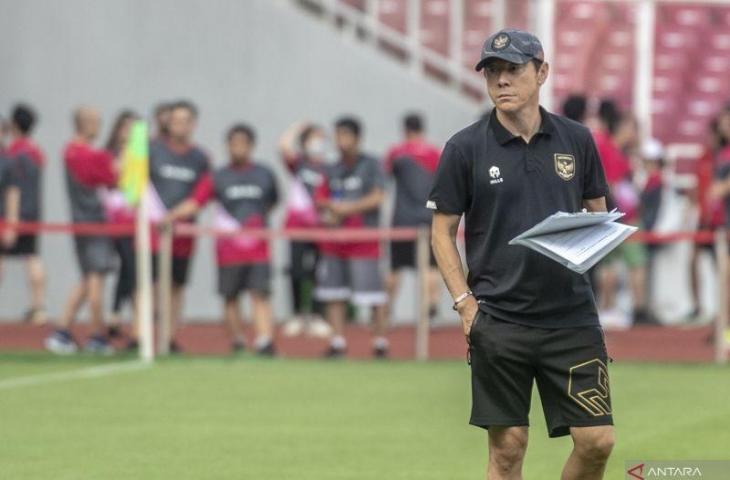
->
[306,317,332,338]
[44,332,78,355]
[282,317,305,337]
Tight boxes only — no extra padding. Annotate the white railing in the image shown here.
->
[297,0,487,98]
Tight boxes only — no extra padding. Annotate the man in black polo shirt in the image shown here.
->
[429,29,613,479]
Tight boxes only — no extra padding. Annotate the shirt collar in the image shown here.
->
[489,106,554,145]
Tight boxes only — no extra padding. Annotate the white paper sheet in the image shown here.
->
[509,210,637,274]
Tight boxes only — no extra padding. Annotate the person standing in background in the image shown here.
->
[45,107,118,354]
[144,100,210,353]
[0,118,21,256]
[593,103,652,325]
[165,124,279,355]
[314,117,389,358]
[2,104,47,324]
[278,121,331,338]
[384,113,442,321]
[688,115,727,322]
[103,110,138,339]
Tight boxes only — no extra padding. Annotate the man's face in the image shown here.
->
[335,127,358,155]
[79,110,101,141]
[156,108,171,136]
[228,132,253,164]
[484,59,546,114]
[168,108,195,143]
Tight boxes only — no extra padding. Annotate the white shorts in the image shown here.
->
[314,255,386,306]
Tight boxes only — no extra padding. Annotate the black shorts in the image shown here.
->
[151,255,191,287]
[390,240,437,270]
[218,263,271,299]
[468,311,613,438]
[74,236,114,274]
[3,234,38,256]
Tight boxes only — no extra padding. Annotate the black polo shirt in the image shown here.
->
[428,107,609,328]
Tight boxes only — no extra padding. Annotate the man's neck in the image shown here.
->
[496,104,542,143]
[342,151,359,164]
[73,134,92,145]
[231,157,250,168]
[169,137,190,148]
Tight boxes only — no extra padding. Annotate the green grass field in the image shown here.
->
[0,353,728,479]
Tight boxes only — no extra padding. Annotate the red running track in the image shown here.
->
[0,321,721,362]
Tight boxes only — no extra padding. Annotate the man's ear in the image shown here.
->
[537,62,549,85]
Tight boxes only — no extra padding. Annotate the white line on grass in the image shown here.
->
[0,360,150,390]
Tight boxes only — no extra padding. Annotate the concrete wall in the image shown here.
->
[0,0,482,323]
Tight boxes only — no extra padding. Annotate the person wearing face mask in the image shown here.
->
[278,122,331,338]
[164,124,279,355]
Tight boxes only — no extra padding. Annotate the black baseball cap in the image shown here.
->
[475,28,545,71]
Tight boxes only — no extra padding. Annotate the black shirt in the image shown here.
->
[428,107,609,328]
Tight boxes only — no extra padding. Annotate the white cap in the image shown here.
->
[641,138,664,161]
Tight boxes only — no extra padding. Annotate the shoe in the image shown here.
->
[169,340,182,354]
[282,318,304,337]
[124,339,139,352]
[632,308,658,325]
[255,342,276,357]
[323,345,346,359]
[84,335,115,355]
[373,346,389,359]
[107,325,123,339]
[232,341,246,354]
[306,317,332,338]
[44,330,78,355]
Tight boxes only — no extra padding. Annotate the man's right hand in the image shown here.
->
[456,296,479,340]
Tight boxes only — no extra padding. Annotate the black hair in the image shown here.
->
[299,124,322,149]
[170,99,198,118]
[335,116,361,138]
[598,99,621,135]
[11,103,37,135]
[403,113,424,133]
[562,95,588,123]
[227,123,256,144]
[105,110,138,153]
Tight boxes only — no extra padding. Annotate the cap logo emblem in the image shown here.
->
[492,33,510,51]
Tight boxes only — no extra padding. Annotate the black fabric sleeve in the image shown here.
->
[717,163,730,181]
[427,142,471,215]
[582,133,610,199]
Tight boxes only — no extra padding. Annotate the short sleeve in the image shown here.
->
[371,158,386,190]
[267,170,279,207]
[427,142,471,214]
[582,134,610,199]
[191,173,214,206]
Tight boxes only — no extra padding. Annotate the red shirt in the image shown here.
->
[7,137,45,167]
[384,138,440,174]
[592,129,631,185]
[64,142,116,188]
[695,146,724,228]
[191,169,272,266]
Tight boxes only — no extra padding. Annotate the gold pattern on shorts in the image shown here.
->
[567,358,611,416]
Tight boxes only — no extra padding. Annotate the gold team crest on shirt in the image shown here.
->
[554,153,575,181]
